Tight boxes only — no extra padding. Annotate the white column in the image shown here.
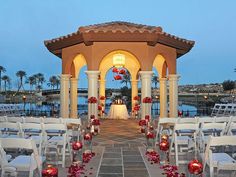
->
[99,79,106,110]
[139,71,153,119]
[85,71,100,121]
[131,80,138,111]
[168,74,179,118]
[70,78,78,118]
[60,74,71,118]
[159,77,168,118]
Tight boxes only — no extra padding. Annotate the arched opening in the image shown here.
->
[98,50,141,118]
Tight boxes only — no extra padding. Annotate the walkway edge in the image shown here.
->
[95,146,105,177]
[138,147,152,177]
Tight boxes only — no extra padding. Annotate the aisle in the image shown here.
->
[93,119,149,177]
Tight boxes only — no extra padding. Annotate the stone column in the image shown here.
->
[99,79,106,111]
[85,71,100,121]
[168,74,179,118]
[131,80,138,111]
[70,77,78,118]
[60,74,71,118]
[139,71,153,119]
[159,77,168,118]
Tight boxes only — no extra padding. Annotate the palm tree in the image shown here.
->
[152,75,159,88]
[120,73,131,87]
[0,66,6,92]
[55,76,60,89]
[48,76,57,90]
[26,75,36,91]
[16,70,27,91]
[1,75,10,92]
[34,73,45,91]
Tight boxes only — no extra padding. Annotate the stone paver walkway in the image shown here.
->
[94,119,149,177]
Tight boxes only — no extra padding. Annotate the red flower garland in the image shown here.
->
[133,105,140,111]
[99,96,106,100]
[88,97,97,103]
[112,67,119,73]
[139,119,147,126]
[133,96,140,101]
[92,119,100,126]
[143,97,152,103]
[98,105,102,111]
[146,131,155,139]
[114,75,122,80]
[119,69,126,75]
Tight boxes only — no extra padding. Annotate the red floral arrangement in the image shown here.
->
[112,67,119,73]
[145,115,150,121]
[114,75,122,80]
[161,165,186,177]
[139,119,147,126]
[133,105,140,111]
[88,97,97,103]
[133,96,140,101]
[90,115,95,119]
[99,95,106,100]
[146,150,160,164]
[119,69,126,75]
[84,133,92,141]
[98,105,102,111]
[143,97,152,103]
[83,151,95,163]
[68,162,85,177]
[92,119,100,126]
[42,165,58,177]
[146,131,155,139]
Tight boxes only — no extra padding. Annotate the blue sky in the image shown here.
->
[0,0,235,89]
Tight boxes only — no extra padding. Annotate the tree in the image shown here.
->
[222,80,235,91]
[16,70,27,91]
[1,75,10,92]
[26,75,37,91]
[0,65,6,92]
[55,76,60,89]
[152,75,159,88]
[34,73,45,91]
[120,73,131,87]
[48,76,58,90]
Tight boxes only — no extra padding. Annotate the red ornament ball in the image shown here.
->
[159,140,169,151]
[188,159,203,175]
[146,131,155,139]
[84,133,92,141]
[72,141,83,151]
[42,165,58,177]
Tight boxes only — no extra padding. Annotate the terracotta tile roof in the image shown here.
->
[44,21,195,57]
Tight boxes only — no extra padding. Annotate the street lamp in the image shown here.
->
[155,95,159,115]
[203,95,208,115]
[22,95,26,113]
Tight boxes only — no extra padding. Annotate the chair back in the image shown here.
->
[227,122,236,135]
[200,122,226,136]
[43,117,62,124]
[198,117,215,123]
[7,116,24,123]
[177,117,198,124]
[214,116,230,123]
[174,123,199,132]
[25,117,42,124]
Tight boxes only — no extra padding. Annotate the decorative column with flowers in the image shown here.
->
[85,71,100,122]
[139,71,153,119]
[133,96,140,118]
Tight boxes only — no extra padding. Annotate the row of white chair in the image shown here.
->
[0,116,81,125]
[0,104,24,116]
[160,119,236,177]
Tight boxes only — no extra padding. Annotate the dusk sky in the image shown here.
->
[0,0,235,89]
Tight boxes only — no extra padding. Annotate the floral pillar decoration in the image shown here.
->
[143,97,152,120]
[99,96,106,118]
[133,96,140,118]
[88,96,97,121]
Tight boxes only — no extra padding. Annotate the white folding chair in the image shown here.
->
[155,117,177,144]
[62,118,82,140]
[177,117,199,124]
[214,116,230,123]
[227,122,236,135]
[211,104,221,117]
[198,122,226,153]
[43,123,69,167]
[171,122,199,166]
[203,136,236,177]
[0,138,44,177]
[0,122,22,138]
[21,123,44,155]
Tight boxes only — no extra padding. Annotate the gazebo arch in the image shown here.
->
[44,21,194,119]
[99,50,141,111]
